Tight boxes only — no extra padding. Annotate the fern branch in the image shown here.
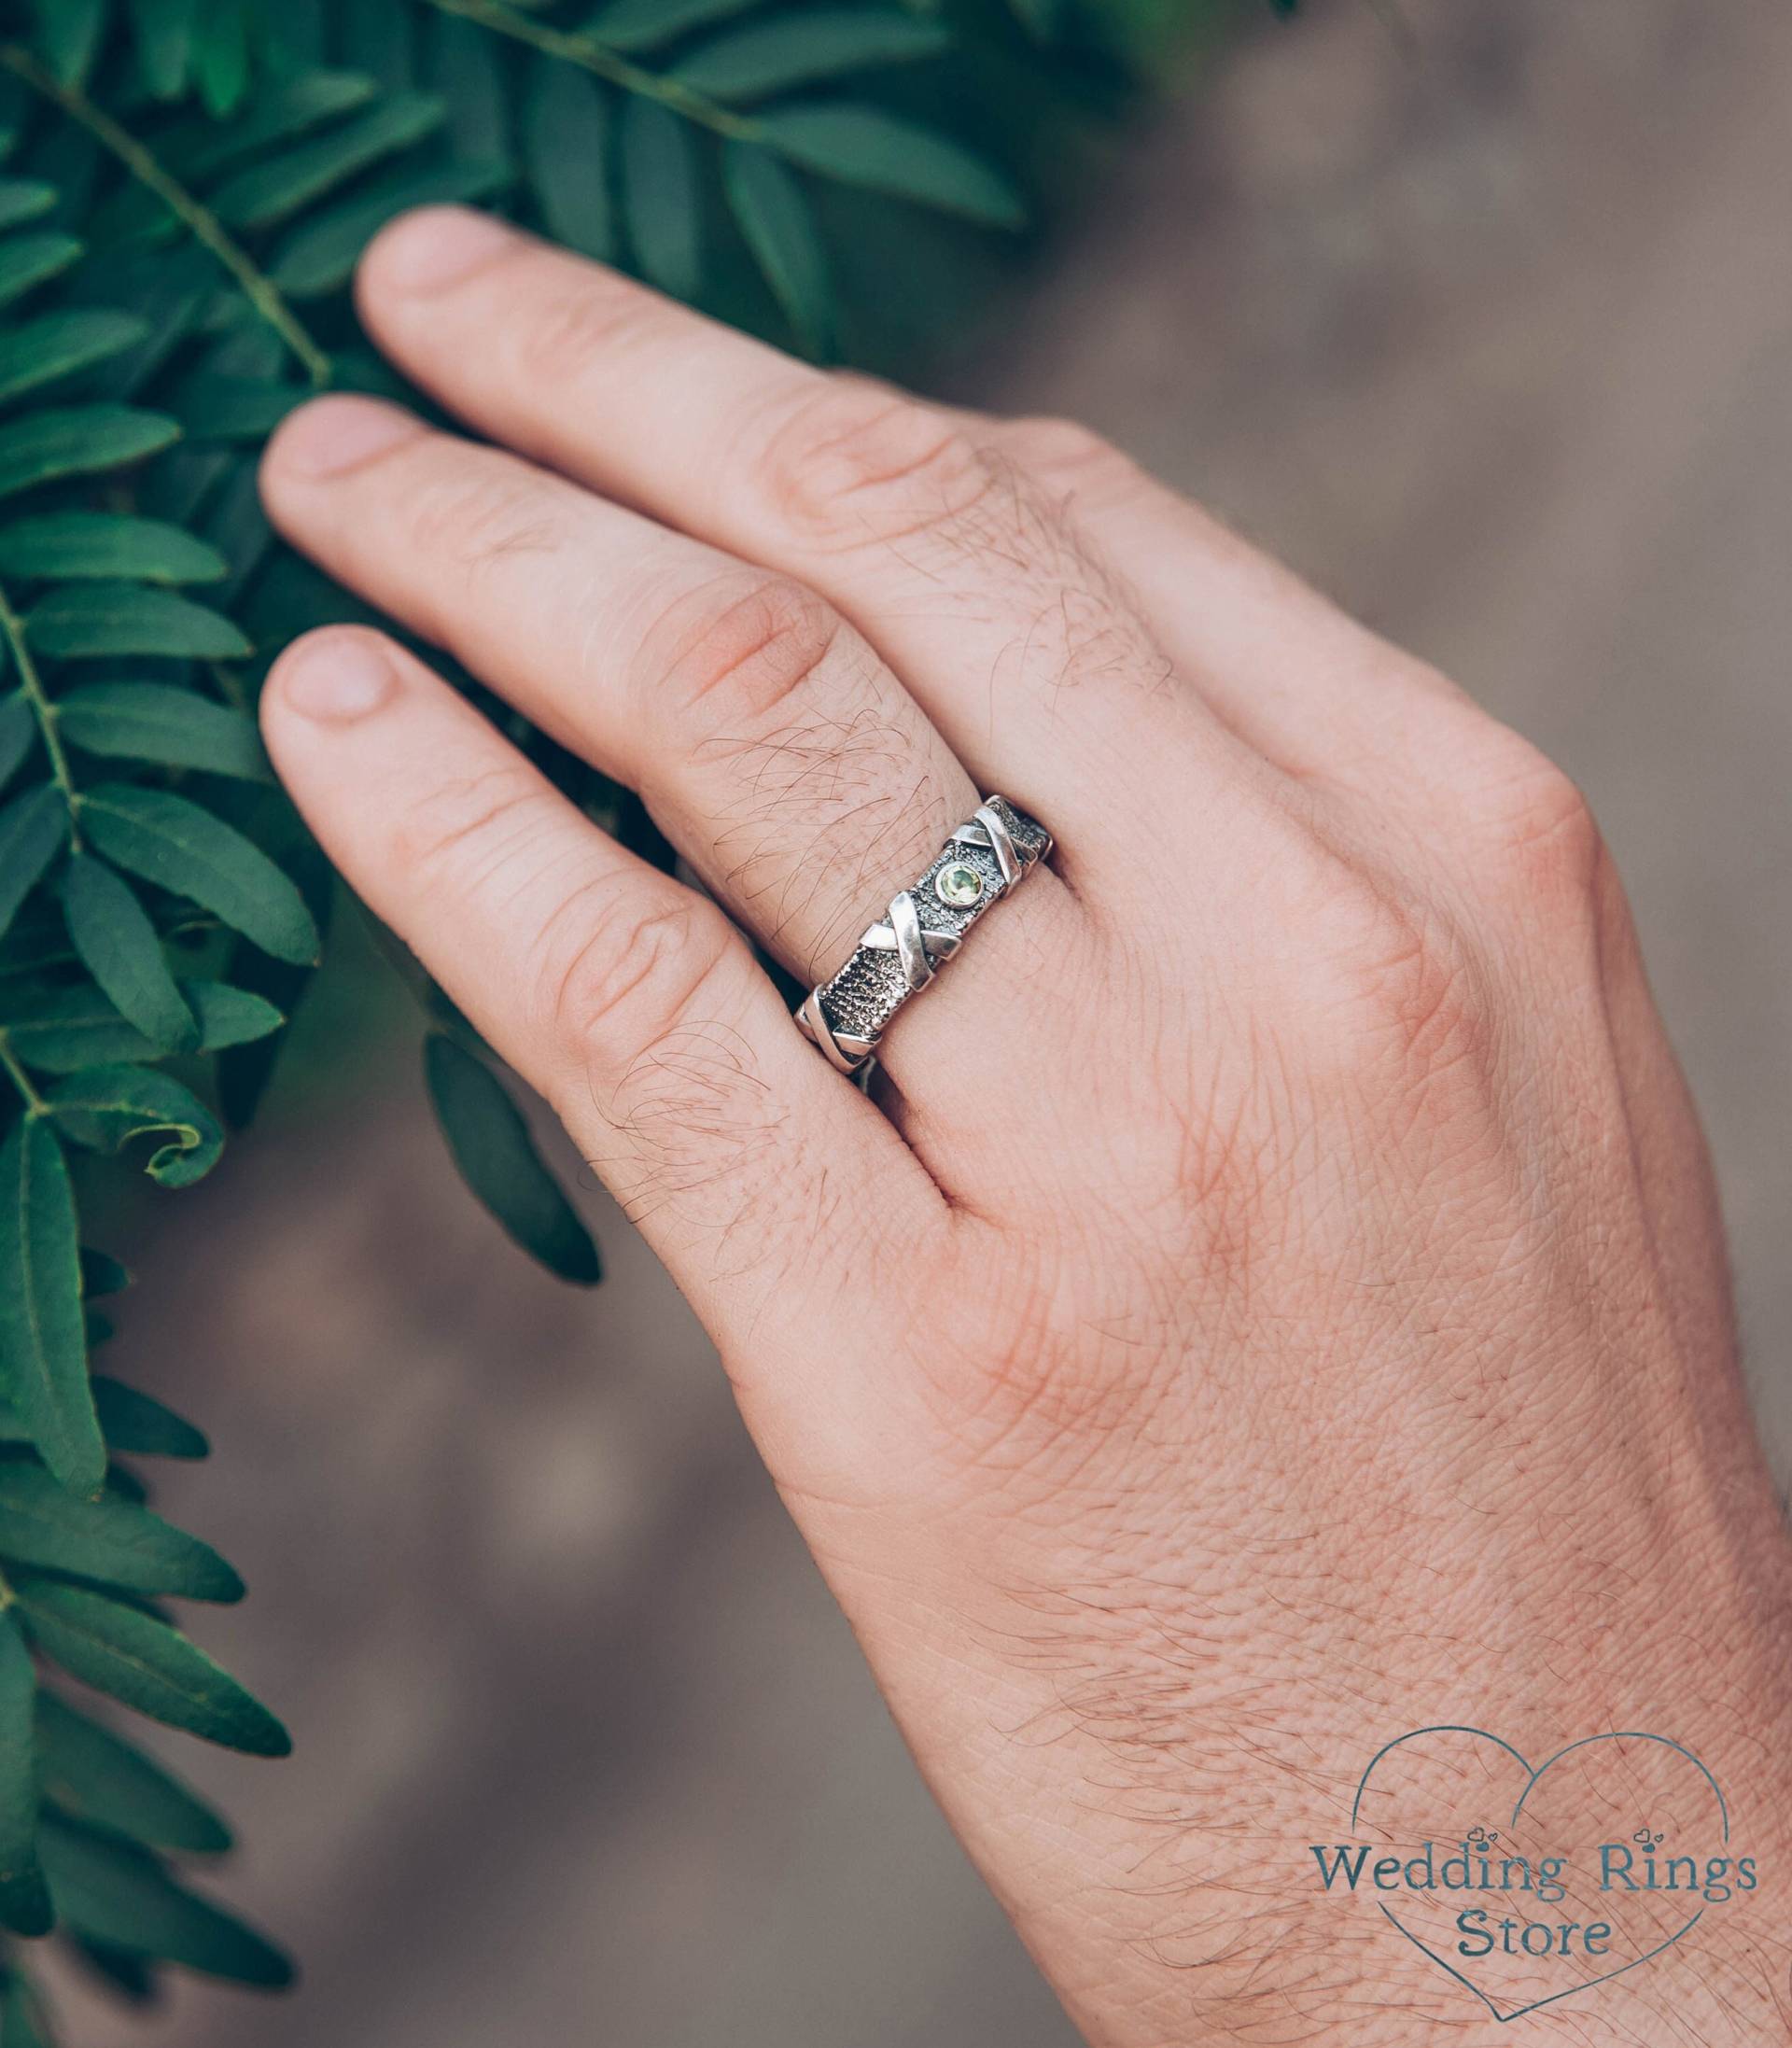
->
[0,575,80,853]
[0,1033,48,1115]
[0,44,333,387]
[419,0,762,141]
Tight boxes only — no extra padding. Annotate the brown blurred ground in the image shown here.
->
[50,2,1792,2041]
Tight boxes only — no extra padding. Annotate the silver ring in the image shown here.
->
[794,794,1053,1076]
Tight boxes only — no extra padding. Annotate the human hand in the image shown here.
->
[257,208,1792,2044]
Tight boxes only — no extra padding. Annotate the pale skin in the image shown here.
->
[258,207,1792,2044]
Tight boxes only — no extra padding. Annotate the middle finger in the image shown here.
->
[352,210,1274,877]
[260,396,1092,1135]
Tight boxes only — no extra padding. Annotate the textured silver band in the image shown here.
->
[793,794,1053,1076]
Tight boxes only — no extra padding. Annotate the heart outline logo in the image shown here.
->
[1350,1726,1727,2024]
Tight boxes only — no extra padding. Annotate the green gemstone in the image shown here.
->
[934,860,984,909]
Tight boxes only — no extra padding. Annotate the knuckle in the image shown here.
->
[1003,414,1132,491]
[535,892,795,1259]
[915,1234,1180,1474]
[1005,414,1113,470]
[391,765,555,892]
[507,272,667,392]
[407,457,565,589]
[1464,734,1605,908]
[1288,845,1500,1106]
[640,570,847,738]
[608,1022,790,1251]
[753,377,997,548]
[1342,896,1494,1094]
[1017,567,1171,701]
[1502,770,1604,895]
[533,887,736,1079]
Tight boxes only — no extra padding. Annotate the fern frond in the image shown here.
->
[0,0,1150,2032]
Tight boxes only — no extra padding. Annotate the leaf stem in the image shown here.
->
[0,1033,47,1117]
[419,0,763,140]
[0,578,80,853]
[0,44,333,387]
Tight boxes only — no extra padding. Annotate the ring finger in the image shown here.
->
[259,396,1091,1157]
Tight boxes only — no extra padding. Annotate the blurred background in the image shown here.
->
[50,0,1792,2040]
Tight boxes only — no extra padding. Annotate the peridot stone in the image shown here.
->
[934,861,984,909]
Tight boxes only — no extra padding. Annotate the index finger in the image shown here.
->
[259,624,941,1316]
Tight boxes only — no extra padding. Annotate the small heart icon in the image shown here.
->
[1344,1726,1726,2022]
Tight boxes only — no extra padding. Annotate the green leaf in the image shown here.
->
[79,1247,129,1296]
[753,105,1025,227]
[0,786,65,940]
[57,680,268,779]
[342,6,415,91]
[427,13,511,161]
[0,184,58,233]
[210,91,448,230]
[13,1579,290,1756]
[193,447,274,594]
[620,98,701,302]
[71,1935,161,2003]
[0,1972,52,2047]
[585,0,760,54]
[270,157,511,297]
[91,1377,208,1461]
[7,989,153,1073]
[80,784,318,964]
[195,67,380,164]
[524,59,614,261]
[0,1116,104,1496]
[169,373,305,442]
[425,1034,600,1284]
[128,0,199,98]
[27,582,249,660]
[187,978,282,1047]
[676,10,950,100]
[0,1458,238,1600]
[39,1814,291,1985]
[0,693,33,795]
[0,1612,50,1937]
[0,405,180,501]
[34,0,108,86]
[37,1691,228,1853]
[6,978,281,1073]
[1005,0,1068,36]
[214,839,329,1129]
[62,853,197,1055]
[0,231,83,310]
[722,142,833,359]
[99,72,380,242]
[42,1063,223,1188]
[193,0,251,117]
[0,511,226,584]
[0,915,72,980]
[0,310,149,409]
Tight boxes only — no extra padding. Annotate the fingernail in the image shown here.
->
[277,635,395,723]
[273,396,419,480]
[371,205,518,296]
